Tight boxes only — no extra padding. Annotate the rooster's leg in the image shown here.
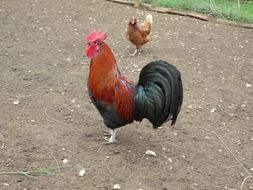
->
[103,129,117,144]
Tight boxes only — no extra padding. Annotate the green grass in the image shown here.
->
[143,0,253,23]
[0,165,67,178]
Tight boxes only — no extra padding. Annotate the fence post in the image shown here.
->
[237,0,241,12]
[134,0,141,7]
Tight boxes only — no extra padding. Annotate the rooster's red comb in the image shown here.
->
[86,31,107,42]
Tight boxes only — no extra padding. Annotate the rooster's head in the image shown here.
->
[85,31,107,59]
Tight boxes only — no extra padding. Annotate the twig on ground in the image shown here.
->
[212,131,253,190]
[44,108,60,123]
[226,164,241,169]
[102,159,113,175]
[190,184,198,190]
[240,175,253,190]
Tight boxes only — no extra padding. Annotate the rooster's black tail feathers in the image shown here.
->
[134,60,183,128]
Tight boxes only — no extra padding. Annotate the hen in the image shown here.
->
[126,14,153,55]
[85,31,183,143]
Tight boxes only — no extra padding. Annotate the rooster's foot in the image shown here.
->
[102,129,117,144]
[102,129,112,137]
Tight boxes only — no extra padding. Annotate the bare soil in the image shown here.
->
[0,0,253,190]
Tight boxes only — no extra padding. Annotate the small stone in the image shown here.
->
[113,184,121,189]
[62,158,68,164]
[145,150,156,156]
[13,100,20,105]
[78,169,86,176]
[210,108,217,113]
[167,158,173,163]
[246,83,251,88]
[3,183,10,186]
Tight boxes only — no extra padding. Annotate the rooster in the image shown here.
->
[126,14,153,55]
[85,31,183,144]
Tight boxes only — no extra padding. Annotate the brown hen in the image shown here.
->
[126,14,153,55]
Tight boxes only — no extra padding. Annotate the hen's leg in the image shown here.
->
[103,129,117,144]
[131,48,138,56]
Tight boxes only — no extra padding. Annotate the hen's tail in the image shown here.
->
[134,60,183,128]
[145,14,153,25]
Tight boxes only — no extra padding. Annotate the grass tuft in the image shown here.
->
[0,165,67,178]
[143,0,253,23]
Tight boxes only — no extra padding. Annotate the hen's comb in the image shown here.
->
[86,31,107,42]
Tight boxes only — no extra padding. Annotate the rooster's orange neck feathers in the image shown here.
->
[88,42,119,103]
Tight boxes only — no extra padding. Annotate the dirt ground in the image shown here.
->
[0,0,253,189]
